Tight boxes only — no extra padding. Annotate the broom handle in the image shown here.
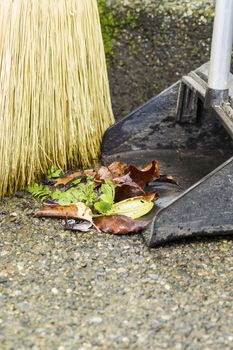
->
[205,0,233,107]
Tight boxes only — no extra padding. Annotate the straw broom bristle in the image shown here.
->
[0,0,114,197]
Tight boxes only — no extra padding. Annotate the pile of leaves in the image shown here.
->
[27,160,163,234]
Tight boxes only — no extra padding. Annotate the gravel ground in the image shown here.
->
[1,1,233,349]
[107,0,214,119]
[1,195,233,350]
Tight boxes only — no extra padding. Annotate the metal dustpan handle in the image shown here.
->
[205,0,233,107]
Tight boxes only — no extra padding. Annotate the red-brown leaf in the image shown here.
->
[113,173,145,201]
[35,202,93,221]
[127,160,160,188]
[115,185,145,201]
[93,215,149,234]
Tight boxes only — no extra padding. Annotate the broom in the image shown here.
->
[0,0,114,197]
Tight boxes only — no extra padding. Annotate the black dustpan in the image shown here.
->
[101,0,233,246]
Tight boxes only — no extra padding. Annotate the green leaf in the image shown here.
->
[47,166,62,179]
[57,198,72,206]
[94,201,112,214]
[50,178,98,207]
[51,188,79,206]
[75,179,97,207]
[72,178,81,185]
[94,180,115,214]
[99,180,115,204]
[27,183,52,201]
[28,175,104,208]
[110,198,154,219]
[51,190,73,206]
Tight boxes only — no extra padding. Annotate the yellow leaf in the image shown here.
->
[111,197,154,219]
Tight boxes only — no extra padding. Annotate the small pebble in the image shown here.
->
[51,288,59,295]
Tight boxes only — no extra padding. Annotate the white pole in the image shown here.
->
[208,0,233,90]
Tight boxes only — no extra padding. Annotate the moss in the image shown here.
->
[97,0,118,65]
[97,1,140,65]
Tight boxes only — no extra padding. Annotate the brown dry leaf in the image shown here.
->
[35,202,93,222]
[53,163,125,186]
[74,202,93,222]
[53,160,159,188]
[113,173,145,201]
[94,215,149,234]
[107,161,127,177]
[127,160,160,188]
[96,162,127,182]
[115,184,145,201]
[54,169,96,187]
[95,166,113,181]
[141,160,160,173]
[95,162,127,182]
